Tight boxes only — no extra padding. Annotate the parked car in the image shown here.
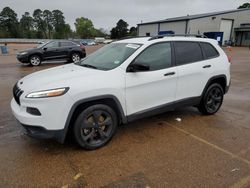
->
[17,40,86,66]
[11,35,230,150]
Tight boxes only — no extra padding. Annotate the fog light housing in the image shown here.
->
[26,107,41,116]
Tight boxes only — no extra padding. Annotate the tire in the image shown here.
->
[198,83,224,115]
[29,55,41,66]
[71,52,81,63]
[73,104,118,150]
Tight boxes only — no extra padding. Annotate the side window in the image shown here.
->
[60,42,75,47]
[134,42,172,71]
[200,42,219,59]
[45,41,59,48]
[174,42,203,65]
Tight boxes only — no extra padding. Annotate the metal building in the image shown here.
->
[137,8,250,46]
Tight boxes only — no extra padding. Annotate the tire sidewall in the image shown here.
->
[202,83,224,114]
[71,53,81,62]
[73,104,118,150]
[29,55,41,66]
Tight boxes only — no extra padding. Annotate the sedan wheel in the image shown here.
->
[29,55,41,66]
[71,53,81,62]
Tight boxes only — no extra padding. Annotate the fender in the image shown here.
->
[201,74,228,97]
[61,95,127,143]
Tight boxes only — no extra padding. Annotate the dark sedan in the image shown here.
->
[17,40,86,66]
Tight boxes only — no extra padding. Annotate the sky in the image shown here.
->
[1,0,249,32]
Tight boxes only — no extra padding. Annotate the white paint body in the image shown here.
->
[11,37,231,131]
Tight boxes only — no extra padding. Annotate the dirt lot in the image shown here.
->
[0,45,249,188]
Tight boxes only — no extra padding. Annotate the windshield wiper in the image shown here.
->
[81,64,98,69]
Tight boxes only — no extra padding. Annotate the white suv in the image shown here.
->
[11,35,230,150]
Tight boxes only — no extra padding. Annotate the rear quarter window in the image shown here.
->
[174,41,203,65]
[200,42,219,59]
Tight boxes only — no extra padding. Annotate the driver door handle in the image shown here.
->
[164,72,175,76]
[203,65,211,68]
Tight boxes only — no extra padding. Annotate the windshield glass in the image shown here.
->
[37,41,50,48]
[76,43,141,70]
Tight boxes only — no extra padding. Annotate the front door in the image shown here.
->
[42,41,61,60]
[125,42,177,116]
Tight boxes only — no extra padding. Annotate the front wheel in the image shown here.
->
[29,55,41,66]
[71,53,81,63]
[198,83,224,115]
[73,104,118,150]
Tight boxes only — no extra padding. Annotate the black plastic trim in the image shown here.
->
[61,95,127,142]
[202,75,228,95]
[127,97,201,122]
[20,123,65,143]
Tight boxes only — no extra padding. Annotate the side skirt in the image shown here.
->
[127,97,201,123]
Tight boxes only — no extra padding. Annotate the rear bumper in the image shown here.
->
[225,80,231,94]
[20,123,65,143]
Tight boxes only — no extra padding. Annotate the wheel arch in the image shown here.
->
[202,75,227,96]
[61,95,127,142]
[28,53,43,61]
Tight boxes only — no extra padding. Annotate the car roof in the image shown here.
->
[115,36,218,46]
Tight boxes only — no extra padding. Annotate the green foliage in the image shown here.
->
[110,19,129,39]
[238,3,250,9]
[74,17,96,38]
[20,12,35,38]
[129,27,137,36]
[0,7,73,39]
[0,7,19,37]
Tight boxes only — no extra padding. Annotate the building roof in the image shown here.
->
[138,8,250,26]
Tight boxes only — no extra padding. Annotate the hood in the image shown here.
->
[19,47,38,53]
[18,64,102,92]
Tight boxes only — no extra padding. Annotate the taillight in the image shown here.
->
[227,55,232,63]
[80,44,85,51]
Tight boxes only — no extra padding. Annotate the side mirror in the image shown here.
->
[127,62,150,72]
[42,47,47,51]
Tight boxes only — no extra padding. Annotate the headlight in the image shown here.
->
[19,52,28,55]
[26,87,69,98]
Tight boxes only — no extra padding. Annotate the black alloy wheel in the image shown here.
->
[73,104,118,150]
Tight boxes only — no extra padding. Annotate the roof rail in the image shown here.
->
[148,34,207,41]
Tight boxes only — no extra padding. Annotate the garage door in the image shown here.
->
[220,19,233,45]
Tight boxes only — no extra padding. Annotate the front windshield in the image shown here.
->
[37,41,50,48]
[77,43,141,70]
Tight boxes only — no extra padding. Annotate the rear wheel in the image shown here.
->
[198,83,224,115]
[29,55,41,66]
[73,104,118,150]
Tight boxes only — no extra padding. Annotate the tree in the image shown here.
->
[52,10,70,39]
[0,7,19,37]
[129,26,137,36]
[110,19,128,39]
[238,3,250,9]
[33,9,47,38]
[43,10,53,38]
[19,12,34,38]
[74,17,96,38]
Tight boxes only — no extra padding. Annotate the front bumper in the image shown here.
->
[20,123,65,143]
[17,54,29,63]
[11,95,73,143]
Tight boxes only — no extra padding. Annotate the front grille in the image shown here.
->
[13,83,23,105]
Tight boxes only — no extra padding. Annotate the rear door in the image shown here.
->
[59,41,77,58]
[174,41,209,101]
[125,42,177,115]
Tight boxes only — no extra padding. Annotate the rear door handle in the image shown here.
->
[203,65,211,68]
[164,72,175,76]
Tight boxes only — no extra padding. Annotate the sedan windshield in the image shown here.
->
[76,43,141,70]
